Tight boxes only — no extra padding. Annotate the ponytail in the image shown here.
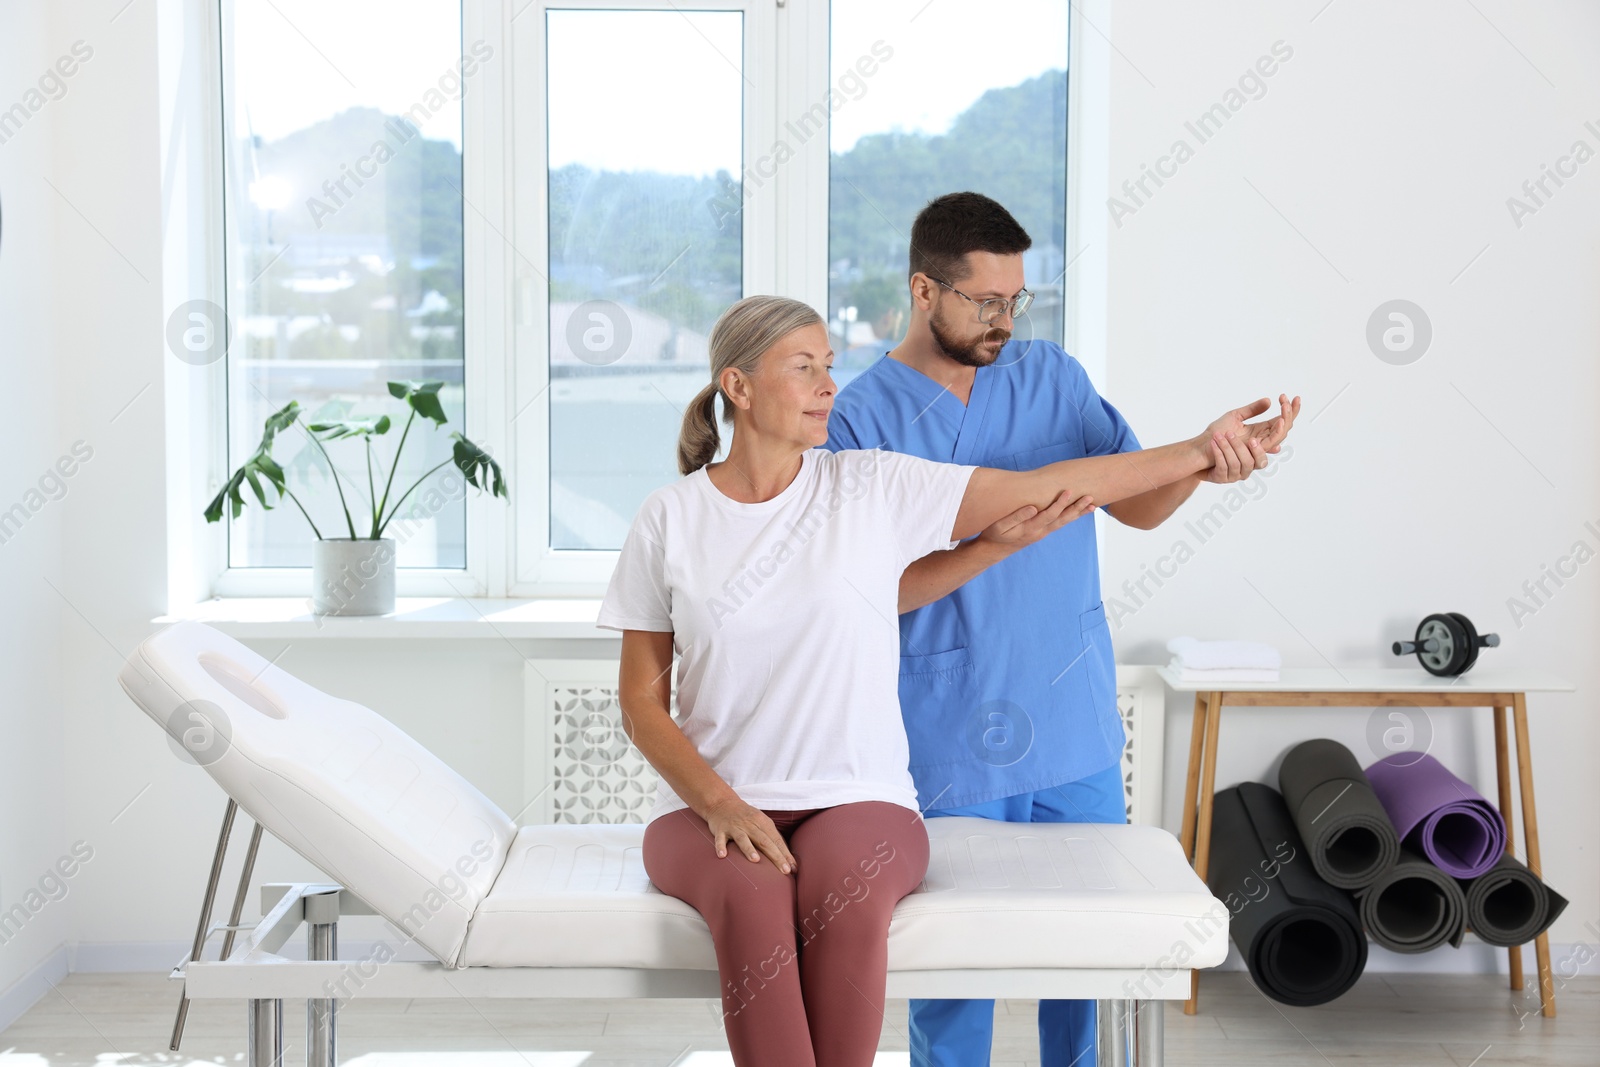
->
[677,382,723,476]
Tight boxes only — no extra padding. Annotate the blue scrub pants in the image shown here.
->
[908,759,1128,1067]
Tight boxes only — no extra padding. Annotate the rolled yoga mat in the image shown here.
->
[1278,739,1401,890]
[1462,853,1570,947]
[1208,782,1368,1007]
[1364,752,1507,879]
[1356,848,1466,953]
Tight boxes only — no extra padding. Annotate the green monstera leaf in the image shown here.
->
[450,432,507,498]
[308,414,392,440]
[203,401,300,522]
[204,380,509,545]
[387,379,448,426]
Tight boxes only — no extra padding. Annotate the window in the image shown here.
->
[545,9,744,552]
[828,1,1069,387]
[196,0,1074,598]
[221,0,468,570]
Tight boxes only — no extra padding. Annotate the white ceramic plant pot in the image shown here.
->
[311,537,396,616]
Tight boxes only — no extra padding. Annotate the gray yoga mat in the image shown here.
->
[1278,739,1401,891]
[1356,848,1467,953]
[1462,853,1570,948]
[1207,782,1368,1007]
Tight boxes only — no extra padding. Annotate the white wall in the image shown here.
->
[0,0,74,1018]
[1101,0,1599,956]
[0,0,1595,1020]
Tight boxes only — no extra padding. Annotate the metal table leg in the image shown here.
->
[1097,999,1130,1067]
[1133,999,1164,1066]
[306,888,341,1067]
[248,997,283,1067]
[171,799,238,1051]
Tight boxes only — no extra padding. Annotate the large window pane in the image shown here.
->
[829,1,1068,386]
[547,10,743,551]
[224,1,467,568]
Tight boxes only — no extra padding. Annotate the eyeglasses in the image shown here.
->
[927,275,1035,324]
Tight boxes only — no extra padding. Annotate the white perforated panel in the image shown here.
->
[524,663,1165,826]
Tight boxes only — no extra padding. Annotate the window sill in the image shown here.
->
[155,597,614,639]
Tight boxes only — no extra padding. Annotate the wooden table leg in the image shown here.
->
[1491,705,1523,994]
[1179,694,1208,861]
[1184,691,1224,1015]
[1511,693,1555,1018]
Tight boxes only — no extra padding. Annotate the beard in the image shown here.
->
[929,304,1011,368]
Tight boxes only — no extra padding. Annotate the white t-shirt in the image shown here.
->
[597,447,978,824]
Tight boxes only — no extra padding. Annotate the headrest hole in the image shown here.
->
[199,653,287,720]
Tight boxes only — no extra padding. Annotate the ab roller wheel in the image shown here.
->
[1391,612,1500,677]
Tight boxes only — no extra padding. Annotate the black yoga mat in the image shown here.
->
[1462,853,1570,948]
[1208,782,1368,1007]
[1356,848,1466,953]
[1278,739,1401,890]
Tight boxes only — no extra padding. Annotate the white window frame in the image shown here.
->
[200,0,504,600]
[162,0,1096,609]
[508,0,778,594]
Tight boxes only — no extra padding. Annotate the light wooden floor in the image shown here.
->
[0,971,1594,1065]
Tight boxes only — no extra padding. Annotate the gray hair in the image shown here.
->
[676,295,825,475]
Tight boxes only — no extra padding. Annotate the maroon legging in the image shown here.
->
[643,801,931,1067]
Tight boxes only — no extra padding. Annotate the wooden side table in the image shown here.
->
[1159,667,1574,1017]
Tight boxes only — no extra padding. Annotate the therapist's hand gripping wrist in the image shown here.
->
[1197,393,1300,484]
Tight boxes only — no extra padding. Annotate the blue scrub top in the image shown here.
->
[821,339,1142,812]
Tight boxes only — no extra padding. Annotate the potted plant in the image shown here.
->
[204,380,507,615]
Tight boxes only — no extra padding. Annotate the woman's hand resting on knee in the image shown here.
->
[702,795,799,874]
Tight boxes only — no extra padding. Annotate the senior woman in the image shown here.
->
[597,295,1293,1066]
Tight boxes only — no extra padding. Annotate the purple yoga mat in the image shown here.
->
[1364,753,1507,879]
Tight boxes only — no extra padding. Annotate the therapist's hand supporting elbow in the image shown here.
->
[898,492,1097,614]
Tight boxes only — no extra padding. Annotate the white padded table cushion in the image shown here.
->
[462,823,713,970]
[459,819,1228,971]
[119,622,518,967]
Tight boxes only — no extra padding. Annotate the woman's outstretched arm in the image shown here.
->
[951,437,1204,542]
[949,396,1297,542]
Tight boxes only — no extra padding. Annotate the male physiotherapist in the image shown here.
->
[821,192,1299,1067]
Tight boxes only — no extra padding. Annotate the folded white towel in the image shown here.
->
[1165,636,1282,671]
[1166,661,1281,683]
